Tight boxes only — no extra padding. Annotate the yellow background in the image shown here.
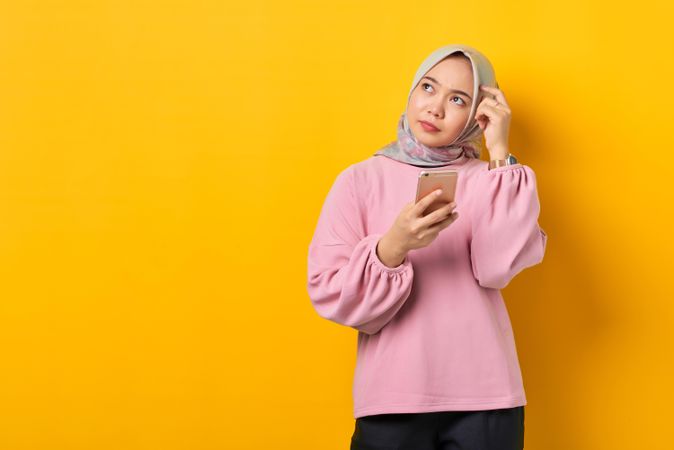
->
[1,1,673,449]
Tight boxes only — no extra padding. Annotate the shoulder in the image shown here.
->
[350,155,387,173]
[336,155,391,187]
[324,157,379,200]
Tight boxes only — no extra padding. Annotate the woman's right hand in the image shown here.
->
[382,189,459,257]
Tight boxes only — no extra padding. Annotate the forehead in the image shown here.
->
[424,55,474,88]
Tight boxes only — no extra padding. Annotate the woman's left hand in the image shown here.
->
[475,85,511,159]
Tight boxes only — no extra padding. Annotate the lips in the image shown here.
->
[419,120,440,132]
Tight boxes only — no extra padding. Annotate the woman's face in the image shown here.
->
[406,55,474,147]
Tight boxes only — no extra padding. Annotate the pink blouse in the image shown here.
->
[307,152,548,419]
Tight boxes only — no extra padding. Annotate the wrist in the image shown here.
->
[488,149,518,170]
[489,148,509,161]
[377,234,408,268]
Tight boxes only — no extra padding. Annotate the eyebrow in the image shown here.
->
[421,76,472,100]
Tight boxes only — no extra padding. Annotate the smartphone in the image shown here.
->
[415,169,458,216]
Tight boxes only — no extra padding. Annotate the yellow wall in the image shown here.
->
[1,1,672,449]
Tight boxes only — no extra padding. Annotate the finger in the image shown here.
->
[486,98,510,114]
[486,98,502,108]
[425,211,459,235]
[419,203,456,229]
[477,99,499,114]
[480,85,510,109]
[419,201,457,228]
[414,189,444,216]
[477,99,502,113]
[475,102,502,122]
[474,104,492,123]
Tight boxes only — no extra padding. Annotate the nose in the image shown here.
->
[428,98,444,118]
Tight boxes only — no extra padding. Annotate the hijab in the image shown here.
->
[374,44,499,167]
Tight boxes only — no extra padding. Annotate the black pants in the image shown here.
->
[350,406,524,450]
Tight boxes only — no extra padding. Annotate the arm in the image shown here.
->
[307,167,414,335]
[469,163,548,289]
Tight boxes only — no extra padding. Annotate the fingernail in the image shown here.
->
[435,189,442,195]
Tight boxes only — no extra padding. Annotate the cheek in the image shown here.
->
[446,110,470,127]
[406,103,418,120]
[407,94,426,114]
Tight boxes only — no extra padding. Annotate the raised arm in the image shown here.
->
[469,164,548,289]
[307,168,415,335]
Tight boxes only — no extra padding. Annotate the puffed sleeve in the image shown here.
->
[307,167,415,335]
[469,163,548,290]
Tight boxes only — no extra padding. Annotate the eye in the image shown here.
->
[422,83,466,106]
[451,96,466,106]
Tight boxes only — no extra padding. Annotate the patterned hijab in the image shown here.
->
[374,44,499,167]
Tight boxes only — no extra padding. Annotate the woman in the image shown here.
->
[307,44,548,450]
